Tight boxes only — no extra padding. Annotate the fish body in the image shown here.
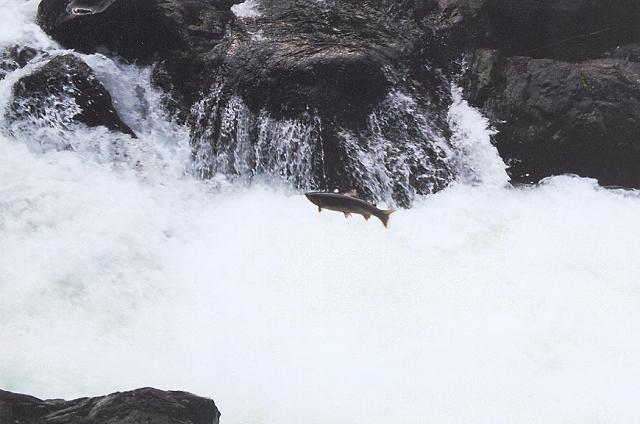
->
[305,192,396,228]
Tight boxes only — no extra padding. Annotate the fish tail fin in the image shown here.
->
[379,209,396,228]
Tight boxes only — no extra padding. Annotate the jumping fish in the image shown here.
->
[305,191,396,228]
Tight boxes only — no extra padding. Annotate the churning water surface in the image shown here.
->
[2,1,640,423]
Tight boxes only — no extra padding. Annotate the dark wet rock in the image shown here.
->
[185,0,459,205]
[35,0,459,206]
[218,0,443,119]
[0,387,220,424]
[483,0,640,61]
[467,51,640,187]
[0,45,40,81]
[36,0,238,61]
[37,0,240,110]
[9,54,135,137]
[35,0,453,120]
[416,0,640,62]
[33,0,640,196]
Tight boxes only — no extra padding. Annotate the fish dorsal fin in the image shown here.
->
[343,189,358,198]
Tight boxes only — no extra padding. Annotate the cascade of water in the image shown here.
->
[189,81,461,206]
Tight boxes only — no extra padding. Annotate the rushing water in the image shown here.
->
[2,1,640,424]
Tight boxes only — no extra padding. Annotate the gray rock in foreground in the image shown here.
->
[0,387,220,424]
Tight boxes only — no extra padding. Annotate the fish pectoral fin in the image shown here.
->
[344,212,352,219]
[363,213,371,221]
[318,206,322,212]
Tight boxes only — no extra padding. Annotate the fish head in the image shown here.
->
[304,192,324,206]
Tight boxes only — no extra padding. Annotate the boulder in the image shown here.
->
[36,0,238,61]
[33,0,640,195]
[219,0,430,121]
[35,0,458,205]
[9,54,136,137]
[34,0,449,121]
[36,0,240,109]
[0,387,220,424]
[185,0,457,205]
[467,50,640,187]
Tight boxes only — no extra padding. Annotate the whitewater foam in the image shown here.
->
[2,144,640,424]
[231,0,261,18]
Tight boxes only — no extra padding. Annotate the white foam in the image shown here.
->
[448,84,509,187]
[0,0,58,49]
[231,0,261,18]
[2,126,640,423]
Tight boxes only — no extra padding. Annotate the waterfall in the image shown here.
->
[189,77,460,206]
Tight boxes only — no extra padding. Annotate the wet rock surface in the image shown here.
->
[8,54,136,137]
[37,0,240,111]
[183,0,457,205]
[419,0,640,61]
[467,51,640,186]
[436,0,640,188]
[0,387,220,424]
[34,0,640,194]
[483,0,639,61]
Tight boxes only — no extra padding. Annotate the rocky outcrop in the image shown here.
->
[36,0,448,120]
[0,387,220,424]
[216,0,434,121]
[37,0,240,111]
[419,0,640,61]
[33,0,640,193]
[483,0,639,61]
[467,50,640,186]
[436,0,640,188]
[34,0,460,205]
[9,54,136,137]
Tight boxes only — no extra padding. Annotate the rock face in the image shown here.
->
[418,0,640,187]
[420,0,640,61]
[218,0,430,121]
[35,0,445,119]
[467,50,640,186]
[0,387,220,424]
[35,0,462,207]
[34,0,640,193]
[9,54,136,138]
[185,0,457,204]
[483,0,640,61]
[37,0,239,110]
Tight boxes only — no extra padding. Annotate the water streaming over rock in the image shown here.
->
[189,75,458,206]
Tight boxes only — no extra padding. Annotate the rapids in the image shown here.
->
[2,1,640,423]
